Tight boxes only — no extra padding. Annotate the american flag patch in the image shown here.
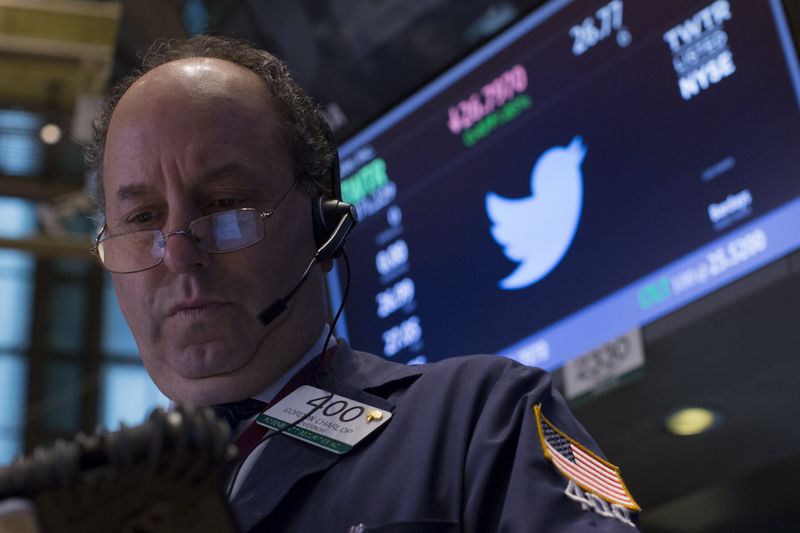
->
[534,405,640,511]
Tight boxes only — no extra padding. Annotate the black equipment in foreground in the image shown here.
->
[0,405,239,533]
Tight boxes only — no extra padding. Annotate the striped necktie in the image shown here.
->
[211,398,268,434]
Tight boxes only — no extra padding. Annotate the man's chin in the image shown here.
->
[168,341,251,380]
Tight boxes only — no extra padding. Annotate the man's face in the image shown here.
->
[102,58,327,405]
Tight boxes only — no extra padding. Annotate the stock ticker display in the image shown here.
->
[330,0,800,369]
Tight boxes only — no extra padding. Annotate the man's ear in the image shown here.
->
[321,258,334,273]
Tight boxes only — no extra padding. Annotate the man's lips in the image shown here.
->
[166,300,229,318]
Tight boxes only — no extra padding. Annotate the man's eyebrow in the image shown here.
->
[114,163,257,202]
[116,184,156,202]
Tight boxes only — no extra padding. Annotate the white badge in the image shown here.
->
[256,385,392,454]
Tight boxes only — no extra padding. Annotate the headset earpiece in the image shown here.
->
[309,118,357,261]
[311,196,358,262]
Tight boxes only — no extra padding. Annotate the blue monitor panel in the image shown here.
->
[330,0,800,370]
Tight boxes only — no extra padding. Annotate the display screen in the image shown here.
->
[329,0,800,370]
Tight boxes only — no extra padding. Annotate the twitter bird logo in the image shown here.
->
[486,136,587,290]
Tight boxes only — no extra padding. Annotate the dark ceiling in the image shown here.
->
[112,0,547,142]
[571,249,800,532]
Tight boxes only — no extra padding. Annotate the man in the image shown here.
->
[87,36,640,532]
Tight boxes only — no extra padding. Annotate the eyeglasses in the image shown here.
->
[91,188,293,274]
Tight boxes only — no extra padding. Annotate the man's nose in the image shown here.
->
[162,230,210,273]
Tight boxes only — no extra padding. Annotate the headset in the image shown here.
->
[310,123,359,262]
[258,119,358,327]
[244,121,355,494]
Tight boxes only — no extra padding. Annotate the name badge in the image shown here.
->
[256,385,392,454]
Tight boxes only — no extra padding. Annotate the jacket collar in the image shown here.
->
[232,342,423,528]
[317,340,425,398]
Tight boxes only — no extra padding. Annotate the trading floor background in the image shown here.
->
[0,1,798,531]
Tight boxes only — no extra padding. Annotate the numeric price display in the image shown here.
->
[376,277,416,319]
[447,65,528,135]
[382,316,423,358]
[569,0,630,56]
[368,211,426,360]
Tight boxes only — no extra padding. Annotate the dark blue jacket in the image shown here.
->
[237,342,640,532]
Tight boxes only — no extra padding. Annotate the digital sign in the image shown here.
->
[329,0,800,370]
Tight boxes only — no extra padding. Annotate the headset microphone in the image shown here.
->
[257,200,358,327]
